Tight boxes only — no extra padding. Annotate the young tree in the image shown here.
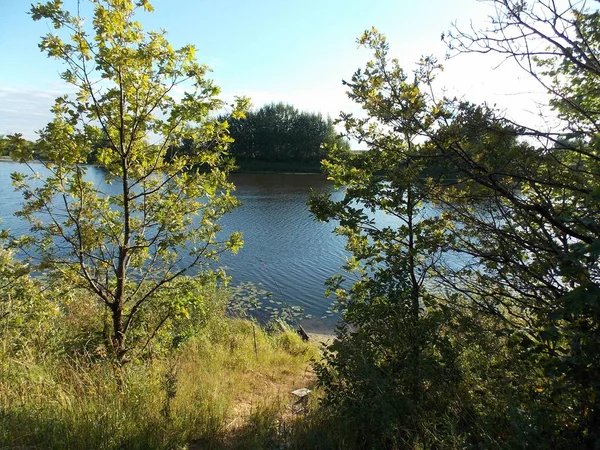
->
[309,30,462,447]
[10,0,248,364]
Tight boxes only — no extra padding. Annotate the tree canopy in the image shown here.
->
[4,0,600,446]
[9,0,248,365]
[309,1,600,446]
[225,102,350,171]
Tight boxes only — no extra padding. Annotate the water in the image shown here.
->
[0,163,348,333]
[219,173,348,332]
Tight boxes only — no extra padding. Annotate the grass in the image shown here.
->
[0,314,320,449]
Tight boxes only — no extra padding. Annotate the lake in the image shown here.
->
[0,162,349,333]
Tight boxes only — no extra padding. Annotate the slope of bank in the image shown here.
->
[0,311,321,449]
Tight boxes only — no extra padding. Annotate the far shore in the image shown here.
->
[0,157,328,175]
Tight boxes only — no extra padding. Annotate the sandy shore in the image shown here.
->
[307,332,335,346]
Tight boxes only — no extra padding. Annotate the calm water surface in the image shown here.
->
[220,173,347,332]
[0,163,348,332]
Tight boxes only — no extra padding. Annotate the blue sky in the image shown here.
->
[0,0,546,139]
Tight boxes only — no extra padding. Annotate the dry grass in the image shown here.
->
[0,316,321,450]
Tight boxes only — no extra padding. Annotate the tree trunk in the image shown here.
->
[406,182,422,400]
[111,301,126,364]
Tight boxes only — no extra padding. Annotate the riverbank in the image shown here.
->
[0,312,321,449]
[307,332,335,346]
[0,156,322,174]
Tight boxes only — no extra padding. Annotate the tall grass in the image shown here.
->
[0,299,319,449]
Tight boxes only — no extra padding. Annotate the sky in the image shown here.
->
[0,0,550,140]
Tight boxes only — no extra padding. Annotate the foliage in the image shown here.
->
[228,281,307,330]
[309,2,600,445]
[225,102,350,169]
[0,286,318,449]
[0,134,37,159]
[441,1,600,445]
[308,29,467,448]
[8,0,248,364]
[0,230,55,358]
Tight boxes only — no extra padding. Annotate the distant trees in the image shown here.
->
[0,134,36,159]
[226,102,350,168]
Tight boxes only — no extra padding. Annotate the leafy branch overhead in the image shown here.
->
[310,1,600,446]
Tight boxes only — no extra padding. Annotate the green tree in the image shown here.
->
[309,30,464,448]
[10,0,248,364]
[312,1,600,443]
[442,1,600,444]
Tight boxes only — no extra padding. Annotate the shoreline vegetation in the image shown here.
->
[231,159,323,174]
[0,283,324,449]
[0,157,330,177]
[1,102,351,175]
[0,156,325,174]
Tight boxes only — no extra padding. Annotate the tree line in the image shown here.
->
[224,102,350,170]
[2,103,349,173]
